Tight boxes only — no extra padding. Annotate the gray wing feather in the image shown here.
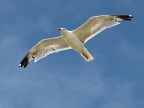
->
[29,36,71,62]
[73,15,130,43]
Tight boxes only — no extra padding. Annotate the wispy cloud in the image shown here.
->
[0,0,144,108]
[117,40,144,62]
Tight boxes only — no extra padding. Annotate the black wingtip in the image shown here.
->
[19,53,30,68]
[112,15,133,21]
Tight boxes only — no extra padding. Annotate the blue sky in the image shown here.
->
[0,0,144,108]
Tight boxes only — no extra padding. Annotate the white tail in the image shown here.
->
[80,48,94,62]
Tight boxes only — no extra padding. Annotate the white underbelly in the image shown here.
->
[64,35,84,52]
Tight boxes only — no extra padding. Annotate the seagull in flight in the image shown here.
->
[19,15,133,68]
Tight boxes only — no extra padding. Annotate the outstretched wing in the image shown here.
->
[19,36,71,68]
[73,15,133,43]
[30,36,71,62]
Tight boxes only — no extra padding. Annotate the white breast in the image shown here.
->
[63,31,84,52]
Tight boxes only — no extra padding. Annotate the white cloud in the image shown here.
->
[0,0,143,108]
[117,40,144,62]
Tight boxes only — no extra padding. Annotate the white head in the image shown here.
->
[57,28,69,35]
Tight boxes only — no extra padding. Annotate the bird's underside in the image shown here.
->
[19,15,133,68]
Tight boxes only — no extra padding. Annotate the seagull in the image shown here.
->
[19,15,133,68]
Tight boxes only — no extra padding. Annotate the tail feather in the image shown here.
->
[19,53,30,68]
[112,15,133,21]
[80,49,94,62]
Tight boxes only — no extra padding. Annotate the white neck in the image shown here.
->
[60,30,72,36]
